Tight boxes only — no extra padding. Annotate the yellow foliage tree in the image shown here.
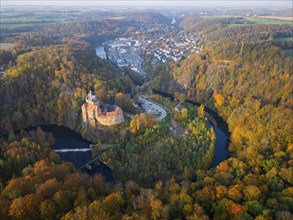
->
[130,113,157,133]
[213,93,225,107]
[244,185,261,201]
[198,105,205,118]
[181,108,189,119]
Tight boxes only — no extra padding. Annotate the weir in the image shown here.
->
[54,148,91,152]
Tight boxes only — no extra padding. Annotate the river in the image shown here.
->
[95,44,230,168]
[152,89,230,168]
[3,125,114,183]
[2,103,227,185]
[95,45,107,59]
[94,46,228,168]
[17,48,227,176]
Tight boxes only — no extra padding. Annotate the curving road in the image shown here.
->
[138,94,167,122]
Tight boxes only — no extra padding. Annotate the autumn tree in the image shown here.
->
[198,104,205,118]
[115,92,137,114]
[130,113,157,133]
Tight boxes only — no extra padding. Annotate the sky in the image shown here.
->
[1,0,292,8]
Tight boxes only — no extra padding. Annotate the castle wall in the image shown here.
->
[96,106,124,126]
[81,105,87,124]
[81,102,124,127]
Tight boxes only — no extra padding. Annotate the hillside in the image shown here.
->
[0,41,135,133]
[0,9,292,220]
[123,12,171,25]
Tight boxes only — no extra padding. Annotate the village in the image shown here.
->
[105,38,147,77]
[104,32,204,76]
[143,32,204,63]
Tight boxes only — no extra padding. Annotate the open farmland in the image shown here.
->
[245,17,293,25]
[0,16,62,28]
[0,43,15,50]
[255,16,293,21]
[201,15,293,25]
[201,15,232,20]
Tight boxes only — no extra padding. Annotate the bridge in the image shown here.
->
[54,148,91,153]
[79,155,102,169]
[79,155,114,170]
[124,112,133,119]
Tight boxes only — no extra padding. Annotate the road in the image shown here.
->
[138,94,167,122]
[138,94,189,137]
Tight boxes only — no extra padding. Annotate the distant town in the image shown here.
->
[103,32,204,76]
[105,38,147,76]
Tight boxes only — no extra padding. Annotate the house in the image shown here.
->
[175,104,187,112]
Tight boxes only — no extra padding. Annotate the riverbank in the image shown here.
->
[1,124,114,182]
[152,89,230,167]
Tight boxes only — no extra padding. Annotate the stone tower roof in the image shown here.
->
[86,90,99,104]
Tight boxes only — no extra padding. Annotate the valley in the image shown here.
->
[0,2,292,220]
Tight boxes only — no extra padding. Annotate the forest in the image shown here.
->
[102,111,215,187]
[0,41,135,133]
[0,9,292,220]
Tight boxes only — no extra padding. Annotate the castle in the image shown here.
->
[81,91,124,126]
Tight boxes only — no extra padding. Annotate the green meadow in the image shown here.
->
[245,17,293,25]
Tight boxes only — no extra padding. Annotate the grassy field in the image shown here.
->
[245,17,293,25]
[0,14,66,29]
[1,22,51,29]
[0,18,54,29]
[201,15,234,20]
[256,16,293,21]
[109,16,126,20]
[202,15,293,25]
[0,17,46,23]
[0,43,15,50]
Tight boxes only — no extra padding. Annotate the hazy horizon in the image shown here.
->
[1,0,293,9]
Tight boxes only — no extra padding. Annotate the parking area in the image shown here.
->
[142,103,160,115]
[138,94,167,122]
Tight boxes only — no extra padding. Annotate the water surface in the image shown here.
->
[95,45,107,59]
[6,125,114,183]
[152,89,230,168]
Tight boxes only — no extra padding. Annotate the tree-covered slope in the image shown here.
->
[0,13,292,220]
[0,41,135,132]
